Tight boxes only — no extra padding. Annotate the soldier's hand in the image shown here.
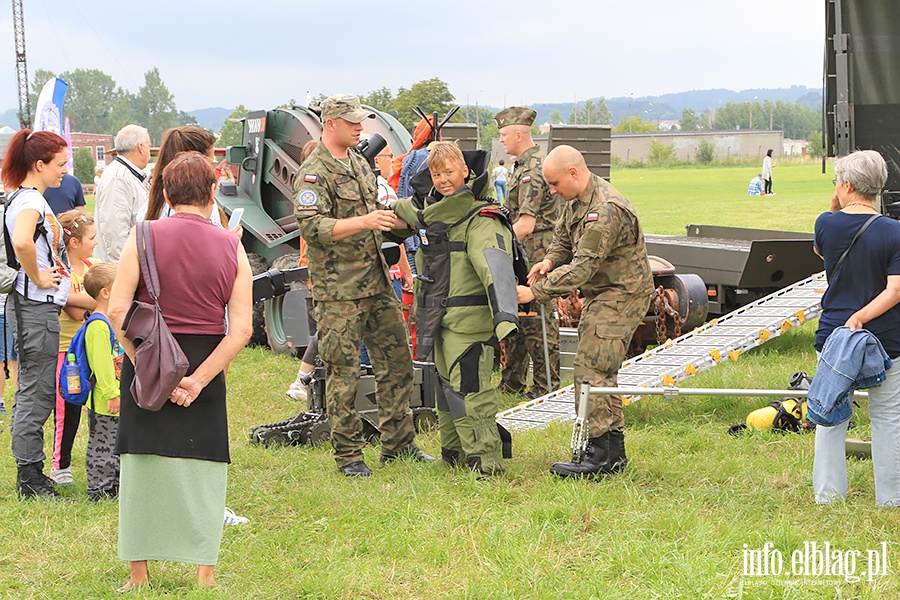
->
[360,210,397,231]
[517,285,535,304]
[527,259,552,285]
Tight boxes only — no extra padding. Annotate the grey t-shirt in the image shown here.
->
[4,188,70,306]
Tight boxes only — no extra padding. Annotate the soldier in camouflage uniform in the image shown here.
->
[391,142,519,475]
[517,145,653,479]
[293,94,432,477]
[494,107,561,398]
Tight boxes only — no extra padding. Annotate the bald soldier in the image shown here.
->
[494,107,561,398]
[293,94,432,477]
[517,145,653,479]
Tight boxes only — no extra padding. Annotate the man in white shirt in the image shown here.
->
[95,125,152,262]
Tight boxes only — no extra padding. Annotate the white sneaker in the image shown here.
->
[50,468,75,486]
[285,381,308,401]
[224,507,249,526]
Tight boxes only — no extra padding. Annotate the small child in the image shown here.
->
[80,263,121,501]
[51,210,99,486]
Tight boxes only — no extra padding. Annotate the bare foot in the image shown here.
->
[197,565,219,588]
[116,579,148,593]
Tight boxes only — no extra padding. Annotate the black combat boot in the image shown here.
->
[338,460,373,477]
[17,462,61,499]
[549,433,613,479]
[441,447,462,466]
[380,444,435,463]
[606,429,629,474]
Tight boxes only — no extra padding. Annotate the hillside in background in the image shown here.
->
[529,85,821,126]
[188,106,232,133]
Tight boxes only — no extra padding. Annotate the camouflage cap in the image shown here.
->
[494,106,536,129]
[320,94,376,123]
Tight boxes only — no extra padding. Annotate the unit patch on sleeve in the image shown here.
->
[303,174,317,183]
[298,190,318,206]
[522,175,532,183]
[586,212,600,222]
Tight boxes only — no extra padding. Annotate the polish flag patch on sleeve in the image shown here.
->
[522,175,532,183]
[303,174,317,183]
[586,212,600,222]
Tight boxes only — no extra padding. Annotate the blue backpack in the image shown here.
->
[59,313,115,406]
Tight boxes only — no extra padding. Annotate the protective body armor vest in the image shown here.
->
[393,187,519,361]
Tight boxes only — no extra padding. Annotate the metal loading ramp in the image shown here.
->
[497,271,828,431]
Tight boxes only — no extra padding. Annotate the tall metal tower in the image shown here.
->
[12,0,31,130]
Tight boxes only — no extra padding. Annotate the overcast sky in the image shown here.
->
[0,0,824,113]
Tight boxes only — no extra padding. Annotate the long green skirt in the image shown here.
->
[118,454,227,565]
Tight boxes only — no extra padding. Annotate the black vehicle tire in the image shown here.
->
[303,419,331,445]
[412,407,438,433]
[247,253,269,347]
[264,254,303,356]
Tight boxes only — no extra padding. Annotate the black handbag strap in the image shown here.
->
[135,222,161,302]
[831,213,881,283]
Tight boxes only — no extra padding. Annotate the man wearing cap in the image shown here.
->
[293,93,431,477]
[494,107,561,399]
[517,145,653,480]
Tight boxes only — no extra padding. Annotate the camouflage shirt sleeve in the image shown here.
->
[542,206,574,270]
[531,202,626,304]
[516,160,550,219]
[293,166,337,246]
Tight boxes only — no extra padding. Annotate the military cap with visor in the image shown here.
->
[320,94,376,123]
[494,106,537,129]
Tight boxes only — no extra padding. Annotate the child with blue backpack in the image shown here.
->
[69,263,121,501]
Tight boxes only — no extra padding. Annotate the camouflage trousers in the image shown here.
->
[435,329,504,473]
[86,412,120,496]
[501,306,560,396]
[574,293,649,438]
[315,291,416,467]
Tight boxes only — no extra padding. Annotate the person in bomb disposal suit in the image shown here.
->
[517,145,653,479]
[293,94,432,477]
[391,142,519,476]
[495,107,561,399]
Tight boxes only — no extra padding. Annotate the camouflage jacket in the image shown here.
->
[293,141,391,301]
[531,174,653,309]
[507,145,560,265]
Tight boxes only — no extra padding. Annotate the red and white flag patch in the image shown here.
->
[586,212,600,222]
[303,174,317,183]
[522,175,532,183]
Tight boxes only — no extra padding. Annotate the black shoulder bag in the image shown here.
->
[828,213,881,285]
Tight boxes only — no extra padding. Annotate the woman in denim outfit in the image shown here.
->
[812,149,900,506]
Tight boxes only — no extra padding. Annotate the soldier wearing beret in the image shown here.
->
[517,145,653,479]
[293,94,432,477]
[494,106,561,399]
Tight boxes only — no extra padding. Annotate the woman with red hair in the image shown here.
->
[1,129,73,499]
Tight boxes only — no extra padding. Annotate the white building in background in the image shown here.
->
[782,138,810,156]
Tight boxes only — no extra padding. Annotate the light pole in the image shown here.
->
[475,88,485,128]
[749,95,758,129]
[627,92,633,133]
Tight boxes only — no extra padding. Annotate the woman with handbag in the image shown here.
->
[108,151,252,591]
[812,149,900,507]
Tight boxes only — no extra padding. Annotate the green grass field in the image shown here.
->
[3,162,899,599]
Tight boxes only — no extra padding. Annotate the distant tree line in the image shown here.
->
[30,67,195,144]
